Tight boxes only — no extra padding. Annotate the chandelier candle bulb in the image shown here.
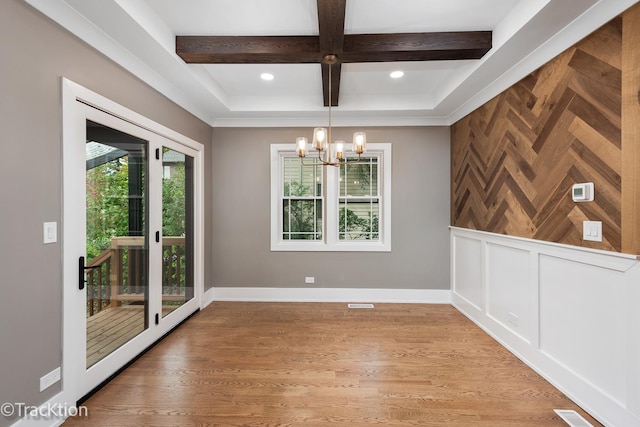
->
[353,132,367,155]
[335,141,345,160]
[296,137,308,157]
[313,128,327,152]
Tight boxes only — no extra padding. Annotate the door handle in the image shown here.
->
[78,256,95,290]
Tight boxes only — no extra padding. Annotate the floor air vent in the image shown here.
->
[348,303,374,309]
[554,410,593,427]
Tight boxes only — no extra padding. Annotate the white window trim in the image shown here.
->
[270,143,391,252]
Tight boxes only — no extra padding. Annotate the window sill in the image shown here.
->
[271,240,391,252]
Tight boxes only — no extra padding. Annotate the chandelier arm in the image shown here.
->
[300,154,361,168]
[300,156,340,167]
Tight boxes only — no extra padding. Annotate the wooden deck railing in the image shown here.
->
[85,236,187,317]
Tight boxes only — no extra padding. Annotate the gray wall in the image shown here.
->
[211,127,450,290]
[0,1,212,425]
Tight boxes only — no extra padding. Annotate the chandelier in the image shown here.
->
[295,54,367,166]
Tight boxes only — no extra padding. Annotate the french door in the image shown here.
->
[63,82,203,401]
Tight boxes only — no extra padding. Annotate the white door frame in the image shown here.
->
[61,78,205,403]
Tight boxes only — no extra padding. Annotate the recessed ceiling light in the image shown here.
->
[260,73,274,81]
[390,70,404,79]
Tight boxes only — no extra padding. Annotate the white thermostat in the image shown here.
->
[572,182,594,202]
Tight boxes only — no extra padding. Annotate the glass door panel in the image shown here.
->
[161,148,194,317]
[85,120,148,368]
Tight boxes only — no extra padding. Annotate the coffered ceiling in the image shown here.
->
[25,0,638,127]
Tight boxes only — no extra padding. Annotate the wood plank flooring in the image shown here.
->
[86,305,145,368]
[87,305,176,368]
[65,302,601,426]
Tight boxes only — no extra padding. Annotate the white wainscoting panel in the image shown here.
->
[539,254,626,406]
[450,227,640,427]
[451,234,483,312]
[629,264,640,418]
[486,243,532,344]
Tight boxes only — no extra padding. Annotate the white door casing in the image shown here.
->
[62,78,204,402]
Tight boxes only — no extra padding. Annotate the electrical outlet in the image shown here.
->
[40,367,61,392]
[508,312,519,327]
[305,276,315,284]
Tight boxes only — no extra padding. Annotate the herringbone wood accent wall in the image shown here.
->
[452,17,623,252]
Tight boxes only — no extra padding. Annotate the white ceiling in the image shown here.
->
[25,0,639,127]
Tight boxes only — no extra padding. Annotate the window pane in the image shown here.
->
[282,156,323,241]
[340,158,378,197]
[339,156,380,241]
[85,120,148,368]
[284,157,322,197]
[338,199,379,240]
[161,148,194,318]
[283,199,322,240]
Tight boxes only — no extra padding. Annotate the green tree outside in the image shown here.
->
[86,156,187,261]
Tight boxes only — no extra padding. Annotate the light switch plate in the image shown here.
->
[583,221,602,242]
[43,222,57,244]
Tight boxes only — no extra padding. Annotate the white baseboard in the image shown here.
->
[9,391,76,427]
[202,287,451,306]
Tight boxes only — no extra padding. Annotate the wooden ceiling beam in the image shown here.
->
[321,62,341,107]
[317,0,346,53]
[317,0,346,106]
[176,36,321,63]
[175,31,492,65]
[342,31,492,62]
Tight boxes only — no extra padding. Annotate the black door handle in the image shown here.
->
[78,256,95,290]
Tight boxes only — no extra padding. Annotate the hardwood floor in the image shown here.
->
[64,302,601,426]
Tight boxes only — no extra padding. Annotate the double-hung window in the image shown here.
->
[271,143,391,251]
